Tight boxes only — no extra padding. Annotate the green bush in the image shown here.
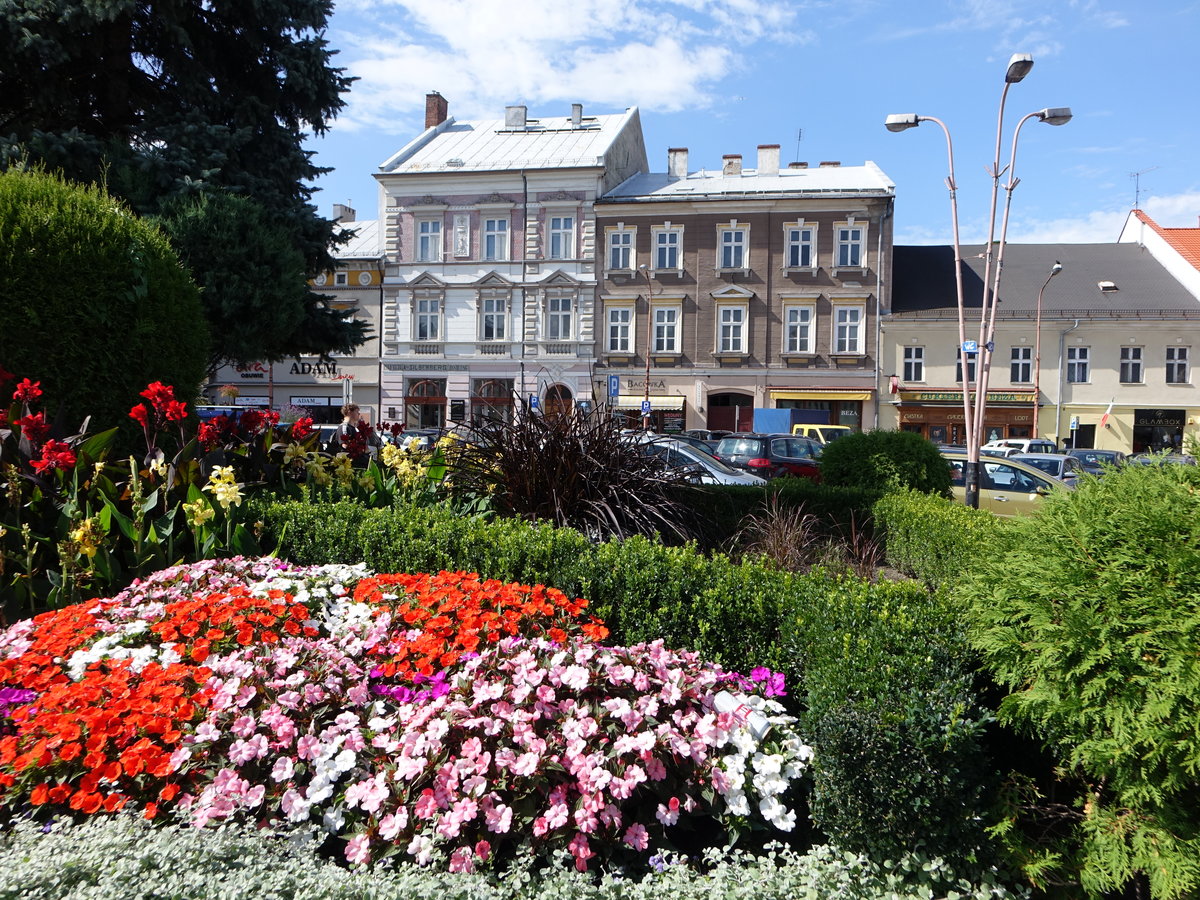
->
[874,489,1005,589]
[962,463,1200,899]
[819,431,950,496]
[787,576,993,862]
[0,167,208,433]
[0,813,1029,900]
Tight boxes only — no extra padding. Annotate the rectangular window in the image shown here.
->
[836,226,864,267]
[1066,346,1090,383]
[548,216,574,259]
[904,346,925,382]
[956,348,977,383]
[784,306,813,353]
[654,307,679,352]
[417,220,442,262]
[547,295,573,340]
[415,297,440,341]
[785,226,815,269]
[334,271,348,286]
[654,229,680,271]
[483,218,508,261]
[1120,346,1143,383]
[607,307,631,352]
[480,296,506,341]
[718,306,745,352]
[1167,346,1189,384]
[719,228,746,269]
[608,230,632,271]
[1010,346,1032,383]
[834,306,862,353]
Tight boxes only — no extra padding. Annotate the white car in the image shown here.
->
[639,437,768,486]
[982,438,1058,455]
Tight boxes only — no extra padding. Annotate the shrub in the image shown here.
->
[818,431,950,496]
[874,489,1005,589]
[0,813,1031,900]
[0,167,208,433]
[785,576,993,863]
[962,462,1200,899]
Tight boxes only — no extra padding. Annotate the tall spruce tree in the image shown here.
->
[0,0,367,363]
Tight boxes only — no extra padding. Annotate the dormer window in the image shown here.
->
[1098,280,1118,292]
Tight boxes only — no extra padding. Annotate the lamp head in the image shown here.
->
[1051,261,1063,276]
[1037,106,1072,126]
[1005,53,1034,82]
[885,113,921,133]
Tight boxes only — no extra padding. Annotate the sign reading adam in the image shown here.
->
[289,360,339,377]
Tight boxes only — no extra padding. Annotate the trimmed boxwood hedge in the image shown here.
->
[873,490,1006,589]
[251,497,995,863]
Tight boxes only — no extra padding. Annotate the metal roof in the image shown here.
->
[378,109,640,175]
[890,243,1200,318]
[601,161,894,201]
[332,220,383,259]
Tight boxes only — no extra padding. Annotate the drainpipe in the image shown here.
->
[1054,319,1080,446]
[873,199,893,430]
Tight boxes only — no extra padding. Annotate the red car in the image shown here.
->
[712,433,822,481]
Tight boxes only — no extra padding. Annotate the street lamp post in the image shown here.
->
[886,54,1070,507]
[1031,261,1063,437]
[638,264,655,431]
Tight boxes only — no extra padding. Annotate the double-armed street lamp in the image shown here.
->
[1032,261,1063,437]
[886,54,1071,507]
[638,263,655,431]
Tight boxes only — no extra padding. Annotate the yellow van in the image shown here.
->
[791,424,854,444]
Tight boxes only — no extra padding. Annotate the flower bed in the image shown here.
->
[0,559,810,872]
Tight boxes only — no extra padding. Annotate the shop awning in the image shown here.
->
[768,390,872,402]
[612,394,686,410]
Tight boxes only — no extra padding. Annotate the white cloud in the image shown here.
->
[1006,191,1200,242]
[331,0,800,132]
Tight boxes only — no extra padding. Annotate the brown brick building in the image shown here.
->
[594,145,895,432]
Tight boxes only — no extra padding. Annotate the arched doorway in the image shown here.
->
[406,378,446,429]
[544,384,573,420]
[471,378,514,425]
[707,392,753,432]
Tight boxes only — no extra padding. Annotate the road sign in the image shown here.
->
[641,399,652,415]
[962,340,979,354]
[607,375,619,398]
[529,394,539,410]
[1069,415,1079,430]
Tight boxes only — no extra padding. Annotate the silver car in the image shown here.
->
[1011,452,1088,486]
[640,437,768,486]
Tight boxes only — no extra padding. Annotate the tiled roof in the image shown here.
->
[378,109,640,174]
[1133,209,1200,272]
[601,162,894,200]
[891,243,1200,317]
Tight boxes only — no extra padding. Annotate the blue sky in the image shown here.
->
[306,0,1200,245]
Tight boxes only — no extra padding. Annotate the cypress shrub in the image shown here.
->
[819,431,950,496]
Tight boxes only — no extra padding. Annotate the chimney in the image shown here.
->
[788,161,809,169]
[757,144,780,176]
[332,203,356,223]
[570,103,583,128]
[819,160,841,167]
[424,92,448,129]
[504,105,527,129]
[667,147,689,178]
[722,154,742,176]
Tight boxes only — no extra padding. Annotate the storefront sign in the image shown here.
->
[289,361,339,377]
[234,396,269,406]
[384,363,471,372]
[623,377,667,390]
[899,391,1030,404]
[1134,408,1184,428]
[236,362,269,380]
[290,396,333,406]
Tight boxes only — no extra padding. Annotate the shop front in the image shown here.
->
[893,389,1036,445]
[768,389,871,431]
[610,394,686,432]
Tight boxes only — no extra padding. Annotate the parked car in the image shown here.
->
[712,433,822,481]
[1066,448,1126,476]
[982,437,1059,455]
[942,450,1071,516]
[1011,453,1088,486]
[682,429,733,444]
[639,437,768,486]
[790,424,854,444]
[669,433,723,454]
[1129,452,1196,466]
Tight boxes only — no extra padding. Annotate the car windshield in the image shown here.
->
[674,443,741,475]
[717,438,765,457]
[1021,457,1061,476]
[1071,450,1119,465]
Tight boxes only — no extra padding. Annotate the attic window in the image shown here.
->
[1098,281,1118,292]
[446,158,464,167]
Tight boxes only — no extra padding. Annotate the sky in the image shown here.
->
[304,0,1200,246]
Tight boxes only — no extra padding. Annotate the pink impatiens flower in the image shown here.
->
[624,822,649,850]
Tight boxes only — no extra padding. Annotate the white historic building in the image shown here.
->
[372,93,648,427]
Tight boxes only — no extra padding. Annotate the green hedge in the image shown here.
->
[873,489,1005,589]
[253,498,995,863]
[819,431,951,496]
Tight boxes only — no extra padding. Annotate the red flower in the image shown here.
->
[164,400,188,422]
[139,382,176,410]
[31,440,76,475]
[291,417,314,440]
[129,404,151,427]
[17,412,50,445]
[13,379,41,404]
